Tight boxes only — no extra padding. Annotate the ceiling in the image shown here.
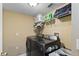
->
[3,3,65,16]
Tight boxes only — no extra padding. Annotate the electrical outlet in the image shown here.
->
[16,33,19,36]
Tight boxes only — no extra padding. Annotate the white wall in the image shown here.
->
[72,3,79,55]
[0,3,2,55]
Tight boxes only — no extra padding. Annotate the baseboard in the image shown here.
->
[19,53,26,56]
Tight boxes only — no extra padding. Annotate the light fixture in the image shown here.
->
[28,3,38,7]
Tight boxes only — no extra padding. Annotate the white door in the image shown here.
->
[0,3,2,55]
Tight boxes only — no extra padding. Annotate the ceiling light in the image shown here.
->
[28,3,38,7]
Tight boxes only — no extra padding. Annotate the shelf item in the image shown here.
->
[54,3,71,18]
[34,14,44,23]
[43,12,54,23]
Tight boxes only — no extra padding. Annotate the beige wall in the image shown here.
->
[3,10,34,56]
[43,15,72,49]
[3,4,72,56]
